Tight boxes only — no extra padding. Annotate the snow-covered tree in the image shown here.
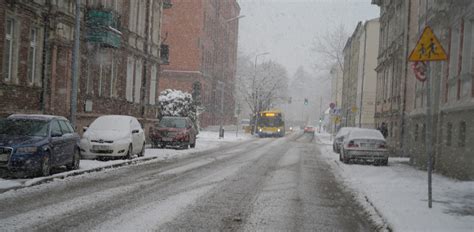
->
[158,89,200,128]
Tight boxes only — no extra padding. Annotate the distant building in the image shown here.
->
[341,18,380,129]
[0,0,170,136]
[159,0,241,127]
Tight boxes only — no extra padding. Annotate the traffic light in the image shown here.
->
[304,98,308,105]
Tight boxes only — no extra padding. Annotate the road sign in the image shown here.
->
[409,26,447,62]
[411,61,427,82]
[329,102,336,109]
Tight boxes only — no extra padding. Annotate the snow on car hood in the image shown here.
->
[84,129,130,141]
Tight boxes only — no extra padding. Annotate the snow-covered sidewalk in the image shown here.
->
[315,132,474,231]
[0,130,253,192]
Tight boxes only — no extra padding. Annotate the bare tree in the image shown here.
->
[312,23,348,73]
[235,54,289,119]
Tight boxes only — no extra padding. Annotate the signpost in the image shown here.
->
[408,25,448,209]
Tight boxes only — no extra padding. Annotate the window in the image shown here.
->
[458,121,466,147]
[99,61,103,97]
[28,28,38,84]
[110,56,117,97]
[421,123,426,142]
[149,65,157,105]
[449,23,460,79]
[126,56,134,102]
[4,18,15,81]
[50,121,62,136]
[134,58,142,103]
[59,121,73,134]
[446,122,452,146]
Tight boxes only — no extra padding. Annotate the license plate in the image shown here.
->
[162,138,173,142]
[92,145,110,150]
[361,143,376,148]
[0,154,8,162]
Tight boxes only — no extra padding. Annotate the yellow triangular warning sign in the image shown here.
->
[409,26,447,62]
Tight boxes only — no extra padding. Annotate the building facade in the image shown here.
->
[0,0,170,136]
[159,0,240,128]
[342,19,380,129]
[373,0,474,180]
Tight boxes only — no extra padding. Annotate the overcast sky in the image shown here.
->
[237,0,380,77]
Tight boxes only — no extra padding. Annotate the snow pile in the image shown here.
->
[315,133,474,231]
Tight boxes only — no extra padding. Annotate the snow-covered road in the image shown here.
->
[0,132,375,231]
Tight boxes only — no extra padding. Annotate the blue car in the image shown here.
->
[0,114,81,177]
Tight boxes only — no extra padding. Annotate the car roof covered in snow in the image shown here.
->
[346,128,385,141]
[7,114,68,121]
[335,127,359,138]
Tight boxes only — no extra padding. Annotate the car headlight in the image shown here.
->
[277,128,281,132]
[16,146,38,153]
[259,128,262,132]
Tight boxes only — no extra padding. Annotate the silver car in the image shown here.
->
[332,127,358,153]
[340,128,388,165]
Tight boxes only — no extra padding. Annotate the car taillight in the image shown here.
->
[378,143,386,149]
[348,141,359,148]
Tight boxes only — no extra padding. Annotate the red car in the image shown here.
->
[304,125,316,134]
[149,116,197,149]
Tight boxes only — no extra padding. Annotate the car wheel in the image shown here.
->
[381,159,388,166]
[190,138,196,148]
[66,149,80,170]
[125,145,133,159]
[138,143,145,157]
[181,144,189,150]
[339,153,342,161]
[341,150,349,164]
[333,144,336,152]
[39,155,51,177]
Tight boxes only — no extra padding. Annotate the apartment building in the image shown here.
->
[159,0,240,127]
[341,18,380,129]
[0,0,170,135]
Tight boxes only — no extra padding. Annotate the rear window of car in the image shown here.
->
[159,117,187,128]
[349,129,384,140]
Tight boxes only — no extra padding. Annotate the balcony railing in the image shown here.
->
[86,9,122,48]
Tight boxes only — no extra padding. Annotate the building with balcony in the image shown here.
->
[158,0,240,128]
[1,0,170,137]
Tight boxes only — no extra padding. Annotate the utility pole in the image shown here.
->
[70,0,80,128]
[319,96,322,132]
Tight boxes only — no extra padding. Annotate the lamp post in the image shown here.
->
[218,15,245,138]
[252,52,270,135]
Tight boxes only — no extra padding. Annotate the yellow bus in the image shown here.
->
[257,109,285,137]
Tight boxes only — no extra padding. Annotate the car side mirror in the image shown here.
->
[132,129,139,134]
[51,132,62,138]
[83,127,88,132]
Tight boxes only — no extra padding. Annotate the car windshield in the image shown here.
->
[159,118,187,128]
[89,116,131,131]
[0,119,49,137]
[259,115,284,127]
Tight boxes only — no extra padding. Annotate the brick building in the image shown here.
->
[1,0,170,136]
[159,0,240,127]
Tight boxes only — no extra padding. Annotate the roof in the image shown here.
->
[7,114,68,121]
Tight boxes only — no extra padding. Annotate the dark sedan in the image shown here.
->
[149,116,197,149]
[0,114,81,177]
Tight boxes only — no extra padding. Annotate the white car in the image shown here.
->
[80,115,146,159]
[340,128,388,165]
[332,127,358,153]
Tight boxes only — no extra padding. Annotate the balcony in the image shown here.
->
[86,9,122,48]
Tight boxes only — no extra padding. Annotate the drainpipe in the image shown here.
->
[359,22,368,128]
[40,10,51,113]
[400,0,411,156]
[141,0,152,117]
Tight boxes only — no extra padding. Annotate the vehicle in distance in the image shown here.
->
[149,116,197,149]
[304,125,316,134]
[340,128,388,165]
[257,110,285,137]
[0,114,80,177]
[80,115,146,159]
[333,127,358,153]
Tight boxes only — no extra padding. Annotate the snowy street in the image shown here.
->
[0,132,375,231]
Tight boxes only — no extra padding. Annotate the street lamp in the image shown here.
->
[218,15,245,138]
[252,52,270,135]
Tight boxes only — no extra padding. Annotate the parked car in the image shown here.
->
[0,114,80,177]
[149,116,197,149]
[80,115,146,159]
[332,127,358,153]
[340,128,388,165]
[304,125,316,134]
